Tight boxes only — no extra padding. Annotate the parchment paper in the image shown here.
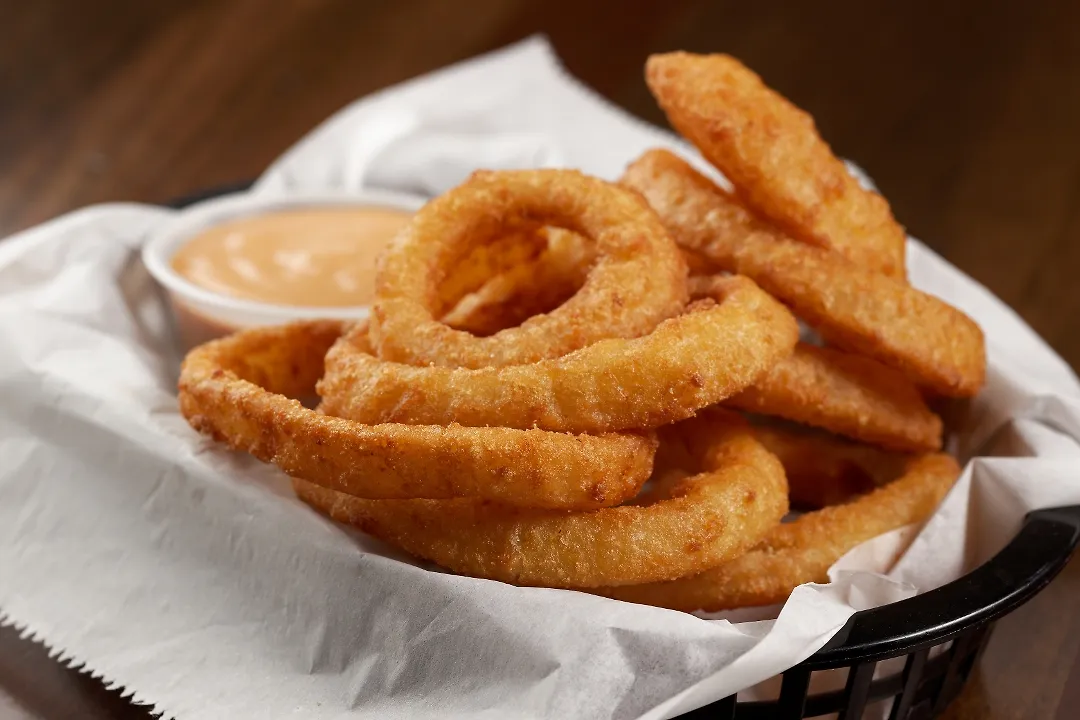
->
[2,36,1079,720]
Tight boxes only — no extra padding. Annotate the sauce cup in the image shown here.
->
[142,189,426,353]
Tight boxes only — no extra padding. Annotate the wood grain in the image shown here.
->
[2,0,1078,717]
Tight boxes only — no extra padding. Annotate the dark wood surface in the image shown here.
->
[2,1,1079,718]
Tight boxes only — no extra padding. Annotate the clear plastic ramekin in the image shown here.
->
[142,189,427,353]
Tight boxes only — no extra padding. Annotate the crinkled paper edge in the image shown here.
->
[0,609,171,719]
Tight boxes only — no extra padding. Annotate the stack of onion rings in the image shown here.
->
[178,321,658,511]
[599,443,960,611]
[180,168,804,588]
[621,148,986,399]
[420,250,944,452]
[178,53,979,613]
[294,411,788,588]
[318,275,798,434]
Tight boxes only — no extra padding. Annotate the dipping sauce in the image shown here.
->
[170,206,412,307]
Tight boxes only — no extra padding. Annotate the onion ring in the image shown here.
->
[371,168,688,368]
[599,450,959,611]
[178,321,656,510]
[291,411,788,588]
[622,149,986,397]
[646,52,907,279]
[318,276,800,433]
[726,341,943,452]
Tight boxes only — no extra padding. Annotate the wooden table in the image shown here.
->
[2,1,1078,717]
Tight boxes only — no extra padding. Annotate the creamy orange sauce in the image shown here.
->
[170,206,412,307]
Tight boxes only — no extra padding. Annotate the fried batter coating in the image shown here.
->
[292,412,788,588]
[319,277,799,433]
[726,342,943,452]
[441,249,940,450]
[372,168,688,368]
[623,149,986,397]
[178,321,656,510]
[600,452,959,610]
[646,52,907,278]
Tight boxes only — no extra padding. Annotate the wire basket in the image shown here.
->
[678,505,1080,719]
[167,186,1080,720]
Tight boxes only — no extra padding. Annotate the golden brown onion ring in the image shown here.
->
[622,149,986,398]
[646,52,907,279]
[318,276,799,433]
[292,411,788,588]
[725,341,942,452]
[178,321,656,510]
[372,168,688,369]
[599,451,960,611]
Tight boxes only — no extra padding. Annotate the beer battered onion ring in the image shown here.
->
[646,52,907,279]
[291,411,788,588]
[726,342,942,452]
[622,149,986,397]
[599,450,960,611]
[371,168,688,369]
[318,276,800,433]
[177,321,656,510]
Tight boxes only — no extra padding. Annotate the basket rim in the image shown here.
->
[801,504,1080,668]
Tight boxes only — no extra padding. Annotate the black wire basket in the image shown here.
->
[678,505,1080,719]
[167,185,1080,720]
